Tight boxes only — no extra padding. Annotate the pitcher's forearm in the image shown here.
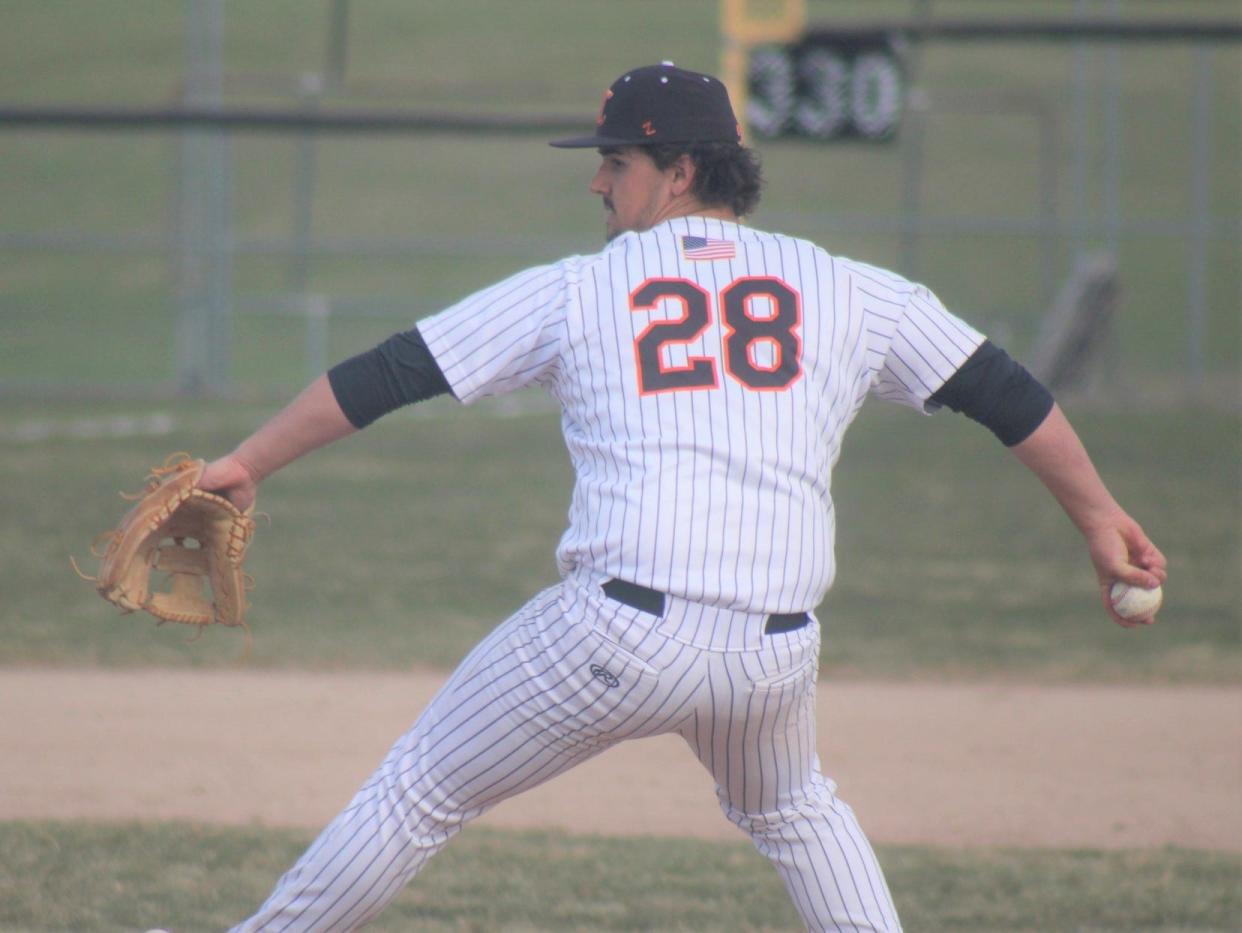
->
[233,375,358,482]
[1010,404,1123,534]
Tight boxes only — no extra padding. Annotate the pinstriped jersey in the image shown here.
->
[419,215,984,614]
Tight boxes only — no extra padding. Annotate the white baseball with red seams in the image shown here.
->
[231,214,982,932]
[1110,581,1163,619]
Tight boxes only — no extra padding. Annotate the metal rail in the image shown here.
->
[0,105,586,135]
[804,18,1242,44]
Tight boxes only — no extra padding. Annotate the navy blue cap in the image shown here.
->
[550,62,742,148]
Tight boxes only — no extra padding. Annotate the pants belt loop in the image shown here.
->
[764,611,811,634]
[601,578,810,634]
[601,578,666,616]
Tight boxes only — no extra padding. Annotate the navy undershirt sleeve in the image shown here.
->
[327,327,452,429]
[929,340,1054,447]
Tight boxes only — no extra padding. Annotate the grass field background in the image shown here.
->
[1,1,1239,930]
[4,394,1239,682]
[2,822,1239,932]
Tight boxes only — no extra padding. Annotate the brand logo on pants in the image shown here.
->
[589,664,620,688]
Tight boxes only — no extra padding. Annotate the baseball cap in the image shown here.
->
[550,62,741,149]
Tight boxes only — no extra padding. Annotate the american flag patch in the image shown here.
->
[681,234,736,261]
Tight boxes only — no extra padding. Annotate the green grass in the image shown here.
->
[821,403,1241,682]
[2,395,1237,682]
[1,820,1238,932]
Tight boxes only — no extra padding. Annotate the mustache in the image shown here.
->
[602,197,614,212]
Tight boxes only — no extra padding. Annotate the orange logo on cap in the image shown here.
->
[596,89,613,126]
[642,120,656,136]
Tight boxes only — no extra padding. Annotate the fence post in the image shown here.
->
[174,0,233,396]
[303,293,331,383]
[1187,44,1214,393]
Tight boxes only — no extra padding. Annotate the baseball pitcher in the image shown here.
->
[202,64,1167,931]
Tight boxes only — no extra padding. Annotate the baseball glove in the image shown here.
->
[74,453,257,632]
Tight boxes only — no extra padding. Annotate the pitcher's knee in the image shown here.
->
[718,777,848,840]
[375,758,473,850]
[719,787,901,932]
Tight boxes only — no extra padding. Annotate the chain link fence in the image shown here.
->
[1,0,1237,403]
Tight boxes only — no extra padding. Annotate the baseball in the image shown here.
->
[1109,581,1163,619]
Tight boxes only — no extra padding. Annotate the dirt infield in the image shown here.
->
[2,669,1238,851]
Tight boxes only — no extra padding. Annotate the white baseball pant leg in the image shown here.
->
[230,579,899,931]
[677,640,901,931]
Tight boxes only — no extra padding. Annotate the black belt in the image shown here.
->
[602,578,811,634]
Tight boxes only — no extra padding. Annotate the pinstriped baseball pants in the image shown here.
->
[231,577,901,932]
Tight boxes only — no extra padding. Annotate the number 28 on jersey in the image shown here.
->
[630,275,802,395]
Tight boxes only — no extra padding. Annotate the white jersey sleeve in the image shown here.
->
[417,262,569,402]
[843,259,986,411]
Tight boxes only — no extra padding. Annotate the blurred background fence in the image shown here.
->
[1,0,1238,402]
